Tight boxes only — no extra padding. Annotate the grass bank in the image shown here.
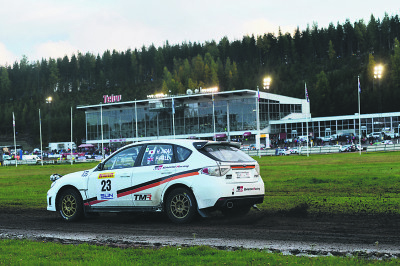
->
[0,239,397,265]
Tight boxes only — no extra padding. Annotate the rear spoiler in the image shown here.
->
[193,141,241,150]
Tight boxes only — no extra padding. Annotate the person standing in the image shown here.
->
[0,148,3,166]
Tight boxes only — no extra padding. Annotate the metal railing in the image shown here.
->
[243,144,400,156]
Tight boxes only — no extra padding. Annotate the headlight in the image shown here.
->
[50,173,63,182]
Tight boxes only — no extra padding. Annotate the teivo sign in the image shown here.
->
[103,94,122,104]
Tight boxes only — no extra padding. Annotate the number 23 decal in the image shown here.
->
[101,179,112,191]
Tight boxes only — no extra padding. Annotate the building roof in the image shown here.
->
[76,89,306,111]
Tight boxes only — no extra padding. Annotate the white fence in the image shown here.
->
[3,159,40,166]
[365,144,400,152]
[3,158,101,166]
[243,144,400,156]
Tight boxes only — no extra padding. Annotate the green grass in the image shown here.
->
[0,239,398,265]
[256,152,400,215]
[0,162,98,209]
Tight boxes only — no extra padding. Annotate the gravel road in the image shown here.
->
[1,209,399,259]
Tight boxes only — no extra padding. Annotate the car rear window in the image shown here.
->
[201,145,255,162]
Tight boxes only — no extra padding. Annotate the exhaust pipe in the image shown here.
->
[226,201,234,209]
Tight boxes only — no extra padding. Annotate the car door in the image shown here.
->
[85,145,143,207]
[130,143,176,207]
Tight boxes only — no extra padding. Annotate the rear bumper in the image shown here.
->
[212,194,264,209]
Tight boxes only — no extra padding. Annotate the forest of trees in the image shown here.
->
[1,13,400,147]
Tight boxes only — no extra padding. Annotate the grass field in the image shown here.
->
[258,152,400,215]
[0,152,399,264]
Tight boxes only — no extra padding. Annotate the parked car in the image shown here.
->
[289,147,299,154]
[47,140,265,224]
[276,148,290,156]
[339,145,351,152]
[319,136,332,142]
[368,132,382,139]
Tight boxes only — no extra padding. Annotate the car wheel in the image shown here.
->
[58,189,84,222]
[221,206,251,217]
[165,188,197,224]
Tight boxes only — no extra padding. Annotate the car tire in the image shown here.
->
[58,189,84,222]
[221,206,251,217]
[165,188,197,224]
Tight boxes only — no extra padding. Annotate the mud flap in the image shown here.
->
[197,208,209,218]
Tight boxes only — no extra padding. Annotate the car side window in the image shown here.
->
[142,144,174,166]
[103,145,142,170]
[176,146,192,162]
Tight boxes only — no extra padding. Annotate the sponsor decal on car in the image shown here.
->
[99,193,116,200]
[244,187,261,191]
[153,165,190,171]
[81,170,90,177]
[97,178,117,200]
[154,165,163,171]
[98,172,115,179]
[134,194,152,201]
[236,186,244,192]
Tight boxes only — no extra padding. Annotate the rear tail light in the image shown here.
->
[201,166,230,177]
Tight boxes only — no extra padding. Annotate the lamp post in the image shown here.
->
[46,96,52,145]
[374,65,383,113]
[263,76,272,121]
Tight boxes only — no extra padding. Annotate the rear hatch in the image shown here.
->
[223,163,259,184]
[196,141,260,184]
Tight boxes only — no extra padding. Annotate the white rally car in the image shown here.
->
[47,140,265,223]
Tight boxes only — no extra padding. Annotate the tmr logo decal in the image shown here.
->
[98,172,115,179]
[236,186,244,192]
[134,194,152,201]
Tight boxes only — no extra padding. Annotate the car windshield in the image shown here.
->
[202,144,255,162]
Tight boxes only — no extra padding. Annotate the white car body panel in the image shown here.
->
[47,139,265,219]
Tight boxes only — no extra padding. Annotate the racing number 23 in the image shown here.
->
[101,179,112,191]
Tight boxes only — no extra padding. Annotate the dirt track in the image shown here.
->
[1,209,399,258]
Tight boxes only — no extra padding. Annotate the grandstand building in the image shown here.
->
[77,89,400,148]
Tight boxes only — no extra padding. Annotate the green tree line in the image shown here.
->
[1,13,400,147]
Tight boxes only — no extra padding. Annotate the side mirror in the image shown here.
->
[97,162,104,171]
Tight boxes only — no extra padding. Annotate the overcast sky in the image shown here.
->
[0,0,399,66]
